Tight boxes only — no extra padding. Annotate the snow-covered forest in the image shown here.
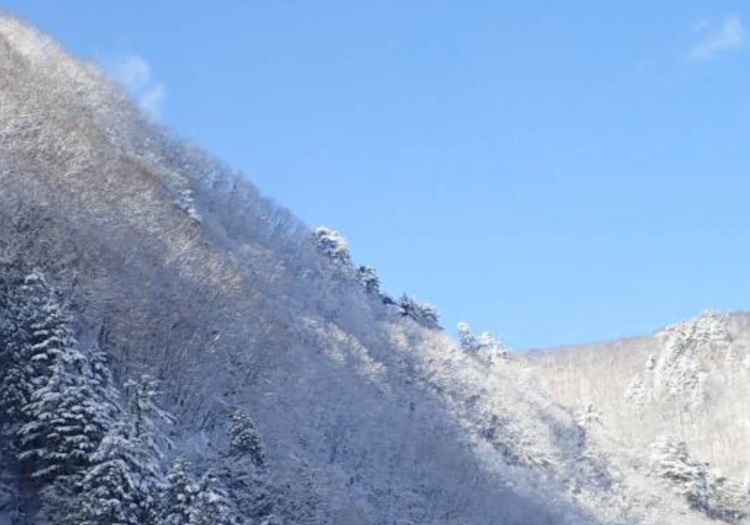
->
[1,12,749,525]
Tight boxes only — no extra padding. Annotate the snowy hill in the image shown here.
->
[0,12,747,525]
[522,311,750,522]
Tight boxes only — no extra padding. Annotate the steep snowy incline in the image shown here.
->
[0,12,742,525]
[0,13,603,525]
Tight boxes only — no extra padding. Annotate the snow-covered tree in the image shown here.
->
[313,227,352,269]
[86,340,122,417]
[650,436,709,513]
[75,375,171,525]
[175,188,203,224]
[0,271,116,486]
[225,409,278,525]
[399,295,441,329]
[0,270,71,439]
[458,323,508,360]
[707,472,749,522]
[19,354,94,480]
[74,420,147,525]
[123,375,173,457]
[189,470,237,525]
[160,458,198,525]
[477,332,509,360]
[357,265,381,295]
[457,322,478,352]
[19,350,118,484]
[230,409,265,469]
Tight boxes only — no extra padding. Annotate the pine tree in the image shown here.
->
[33,342,122,524]
[357,265,381,295]
[230,409,265,469]
[75,420,145,525]
[76,375,171,525]
[0,271,111,485]
[189,470,237,525]
[18,355,88,479]
[19,347,119,482]
[0,272,119,485]
[161,458,198,525]
[124,375,173,458]
[86,340,122,419]
[124,375,172,520]
[0,270,66,439]
[651,436,709,513]
[224,410,278,525]
[457,322,478,352]
[478,332,509,361]
[399,295,440,329]
[313,227,352,269]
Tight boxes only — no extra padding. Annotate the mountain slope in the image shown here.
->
[522,311,750,522]
[0,12,745,525]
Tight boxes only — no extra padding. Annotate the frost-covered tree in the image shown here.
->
[224,409,278,524]
[19,354,94,480]
[189,470,237,525]
[457,322,478,352]
[230,409,265,469]
[399,295,441,330]
[18,347,119,484]
[124,375,173,456]
[707,472,749,522]
[86,340,122,417]
[650,436,709,513]
[651,436,750,521]
[75,375,171,525]
[0,271,117,485]
[313,227,352,269]
[74,420,146,525]
[0,270,71,440]
[160,458,198,525]
[458,323,509,360]
[357,265,381,295]
[478,332,509,360]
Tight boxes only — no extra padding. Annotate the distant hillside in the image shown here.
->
[523,311,750,477]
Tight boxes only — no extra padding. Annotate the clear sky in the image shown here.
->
[4,1,750,348]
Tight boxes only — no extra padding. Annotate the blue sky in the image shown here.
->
[4,1,750,348]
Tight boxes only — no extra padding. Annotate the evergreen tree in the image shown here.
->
[86,340,122,419]
[160,458,198,525]
[357,265,381,295]
[189,470,237,525]
[124,375,173,458]
[230,409,265,469]
[0,271,112,485]
[0,272,118,484]
[225,410,278,525]
[33,343,121,523]
[75,420,145,525]
[399,295,441,329]
[76,375,171,525]
[312,227,352,269]
[18,355,89,479]
[477,332,510,361]
[0,270,67,439]
[651,436,709,513]
[457,322,478,352]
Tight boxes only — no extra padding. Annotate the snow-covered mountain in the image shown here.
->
[0,13,747,525]
[522,310,750,522]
